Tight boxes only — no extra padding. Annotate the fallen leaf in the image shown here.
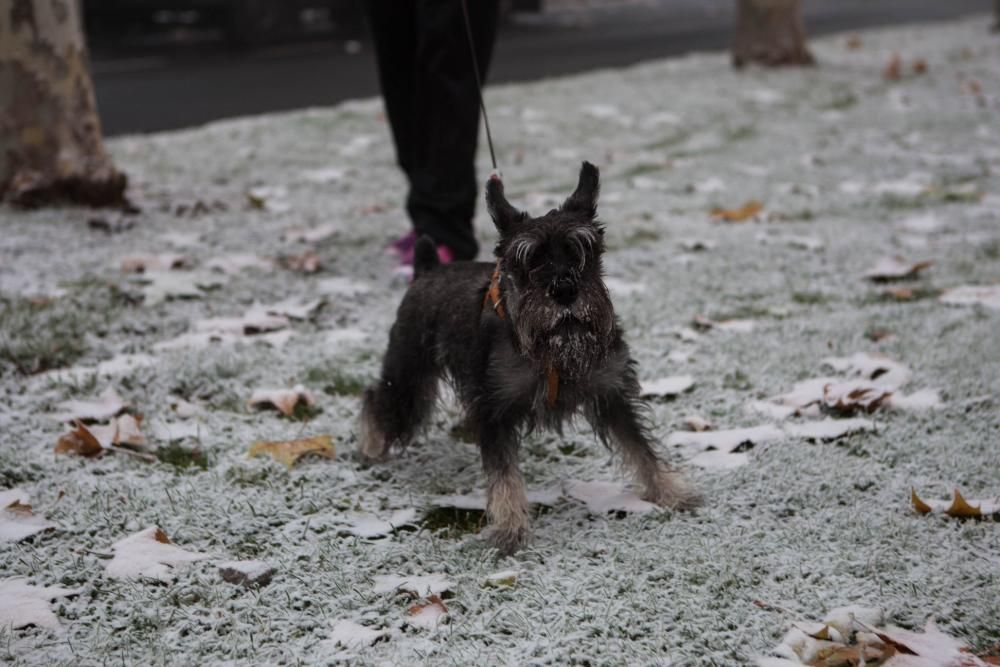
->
[822,381,894,415]
[911,488,999,518]
[135,270,227,305]
[407,595,449,630]
[282,249,321,273]
[711,200,764,222]
[565,480,658,514]
[484,569,520,588]
[912,58,928,74]
[218,560,275,587]
[248,434,335,467]
[883,53,902,80]
[247,385,315,416]
[55,421,104,457]
[120,253,188,273]
[864,257,933,282]
[879,619,988,666]
[0,490,56,543]
[845,35,862,50]
[50,387,128,422]
[640,375,694,398]
[939,285,1000,311]
[373,573,454,597]
[0,578,81,630]
[323,619,387,650]
[104,526,209,582]
[882,287,915,301]
[337,508,417,538]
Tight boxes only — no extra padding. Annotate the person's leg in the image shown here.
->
[408,0,499,261]
[365,1,418,178]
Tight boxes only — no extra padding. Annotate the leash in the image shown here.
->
[460,0,499,172]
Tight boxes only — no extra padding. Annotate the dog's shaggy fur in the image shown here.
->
[361,162,699,554]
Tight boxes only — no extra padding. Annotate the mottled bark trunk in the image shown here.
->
[0,0,126,207]
[732,0,814,68]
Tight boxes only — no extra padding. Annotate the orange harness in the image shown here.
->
[484,262,559,408]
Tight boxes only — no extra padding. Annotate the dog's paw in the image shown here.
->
[482,524,531,556]
[644,470,702,511]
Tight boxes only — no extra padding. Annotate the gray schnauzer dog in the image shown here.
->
[361,162,699,554]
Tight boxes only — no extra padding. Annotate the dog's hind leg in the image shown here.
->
[589,382,701,511]
[360,322,439,462]
[477,419,531,555]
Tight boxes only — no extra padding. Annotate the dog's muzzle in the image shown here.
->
[549,276,578,306]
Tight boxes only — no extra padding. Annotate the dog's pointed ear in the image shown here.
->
[562,161,600,218]
[486,174,523,236]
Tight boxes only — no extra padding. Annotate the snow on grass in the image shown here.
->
[1,15,999,666]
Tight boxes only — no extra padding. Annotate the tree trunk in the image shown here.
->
[732,0,814,68]
[0,0,126,207]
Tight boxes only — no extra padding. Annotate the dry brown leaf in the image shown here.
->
[247,385,315,416]
[55,421,104,457]
[408,594,448,617]
[912,58,928,75]
[248,435,335,468]
[823,382,893,416]
[911,488,999,518]
[883,287,914,301]
[407,594,449,629]
[153,528,171,544]
[864,257,933,282]
[282,249,321,273]
[710,200,763,222]
[883,53,902,81]
[845,35,862,50]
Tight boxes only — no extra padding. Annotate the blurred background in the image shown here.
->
[86,0,989,136]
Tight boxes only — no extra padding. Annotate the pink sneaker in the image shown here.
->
[392,243,455,281]
[385,230,417,257]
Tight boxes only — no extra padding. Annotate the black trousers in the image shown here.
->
[366,0,499,261]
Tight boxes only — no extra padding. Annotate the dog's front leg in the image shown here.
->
[479,423,531,555]
[592,390,701,511]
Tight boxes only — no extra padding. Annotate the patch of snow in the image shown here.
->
[565,480,657,514]
[640,375,694,398]
[104,527,209,582]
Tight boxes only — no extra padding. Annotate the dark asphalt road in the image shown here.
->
[92,0,992,136]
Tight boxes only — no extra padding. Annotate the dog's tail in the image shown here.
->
[413,235,440,278]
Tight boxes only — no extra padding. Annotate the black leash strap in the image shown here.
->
[460,0,499,172]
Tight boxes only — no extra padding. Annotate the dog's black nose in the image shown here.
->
[550,277,578,306]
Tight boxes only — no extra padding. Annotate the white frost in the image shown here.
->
[104,527,209,582]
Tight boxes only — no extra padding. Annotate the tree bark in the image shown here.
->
[0,0,126,207]
[732,0,815,68]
